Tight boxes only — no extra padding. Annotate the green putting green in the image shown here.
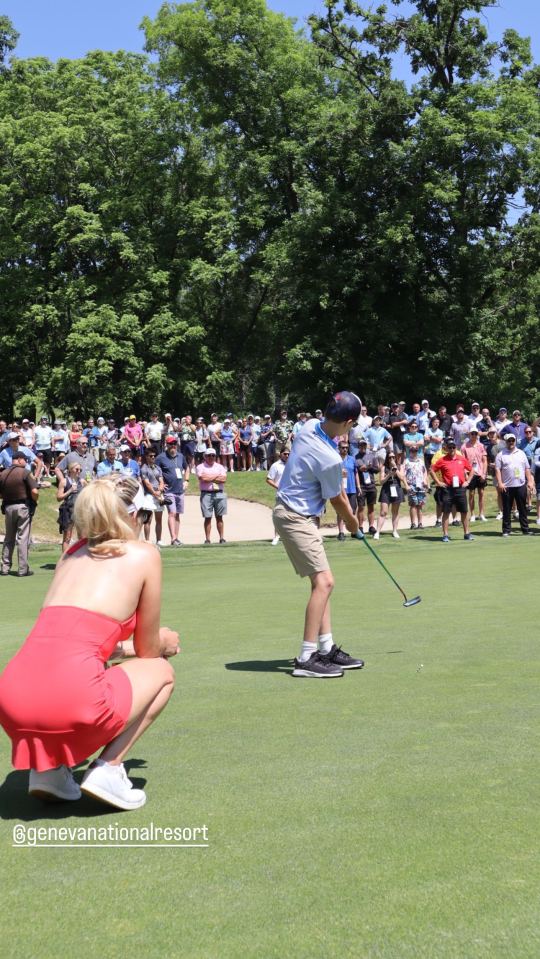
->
[0,531,539,958]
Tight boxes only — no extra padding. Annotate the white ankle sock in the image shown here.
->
[318,633,333,654]
[297,641,317,662]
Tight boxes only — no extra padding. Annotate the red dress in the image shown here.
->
[0,597,134,772]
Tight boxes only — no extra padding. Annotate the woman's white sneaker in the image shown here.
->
[29,765,81,802]
[81,759,147,810]
[373,531,380,540]
[392,531,400,539]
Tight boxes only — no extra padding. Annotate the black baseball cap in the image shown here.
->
[325,391,361,422]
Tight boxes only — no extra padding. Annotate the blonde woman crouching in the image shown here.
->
[0,475,179,811]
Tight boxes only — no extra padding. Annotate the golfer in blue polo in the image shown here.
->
[273,391,365,678]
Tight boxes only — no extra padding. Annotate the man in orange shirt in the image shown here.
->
[429,439,473,542]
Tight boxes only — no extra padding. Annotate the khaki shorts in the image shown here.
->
[273,502,329,578]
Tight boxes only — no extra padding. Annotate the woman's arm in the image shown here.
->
[132,547,178,657]
[56,477,68,502]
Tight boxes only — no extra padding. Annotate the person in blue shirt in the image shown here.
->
[156,437,188,546]
[273,391,364,679]
[0,434,38,474]
[364,415,391,465]
[403,421,425,461]
[117,445,141,479]
[83,417,101,459]
[96,445,123,477]
[335,440,359,541]
[504,410,528,445]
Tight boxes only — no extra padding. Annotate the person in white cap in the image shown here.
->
[417,400,435,434]
[494,434,534,536]
[195,447,228,544]
[216,418,235,472]
[461,424,488,521]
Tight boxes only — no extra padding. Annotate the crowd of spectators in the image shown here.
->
[0,399,539,567]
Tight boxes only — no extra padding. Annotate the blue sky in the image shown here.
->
[2,0,539,68]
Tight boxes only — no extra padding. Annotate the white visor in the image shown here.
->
[127,484,146,515]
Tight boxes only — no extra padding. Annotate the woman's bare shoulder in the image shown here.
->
[123,540,161,563]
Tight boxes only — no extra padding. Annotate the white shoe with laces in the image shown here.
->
[496,511,503,520]
[373,531,380,540]
[479,515,487,522]
[81,759,147,810]
[29,765,81,802]
[470,515,476,523]
[392,531,400,539]
[271,536,280,546]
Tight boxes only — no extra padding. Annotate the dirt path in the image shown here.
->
[147,498,437,546]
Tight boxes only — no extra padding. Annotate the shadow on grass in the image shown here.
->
[409,530,522,541]
[40,563,58,570]
[225,659,293,674]
[0,758,147,821]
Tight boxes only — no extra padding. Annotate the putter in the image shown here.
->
[354,531,421,608]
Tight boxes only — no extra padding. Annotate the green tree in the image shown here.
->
[0,14,18,69]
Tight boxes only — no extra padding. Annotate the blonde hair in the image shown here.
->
[73,475,138,556]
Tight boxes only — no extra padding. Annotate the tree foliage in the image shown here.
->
[0,2,539,418]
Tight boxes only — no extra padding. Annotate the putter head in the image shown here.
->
[403,596,421,608]
[354,530,365,540]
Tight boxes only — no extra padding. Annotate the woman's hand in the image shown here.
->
[159,627,180,657]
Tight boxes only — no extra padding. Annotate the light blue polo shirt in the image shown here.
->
[96,459,123,477]
[276,419,342,516]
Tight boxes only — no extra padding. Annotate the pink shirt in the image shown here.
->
[196,462,227,491]
[461,441,487,478]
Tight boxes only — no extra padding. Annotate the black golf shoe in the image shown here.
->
[319,644,365,670]
[292,652,344,678]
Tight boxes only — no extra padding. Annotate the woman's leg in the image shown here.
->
[155,511,163,542]
[376,504,388,533]
[143,517,151,542]
[62,526,73,552]
[99,658,175,765]
[391,503,400,532]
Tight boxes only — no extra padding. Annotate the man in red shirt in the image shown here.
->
[429,439,473,542]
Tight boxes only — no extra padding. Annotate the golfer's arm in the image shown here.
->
[329,490,358,533]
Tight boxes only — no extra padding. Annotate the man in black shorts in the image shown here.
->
[387,402,409,463]
[429,439,473,543]
[355,438,380,534]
